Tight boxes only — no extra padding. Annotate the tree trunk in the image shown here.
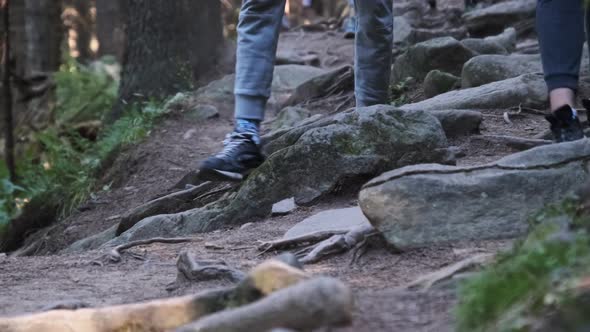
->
[111,0,223,120]
[3,0,15,181]
[95,0,125,62]
[23,0,62,76]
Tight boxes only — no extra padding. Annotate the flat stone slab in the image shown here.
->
[283,206,371,239]
[272,198,297,216]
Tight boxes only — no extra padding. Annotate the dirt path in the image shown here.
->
[0,29,553,331]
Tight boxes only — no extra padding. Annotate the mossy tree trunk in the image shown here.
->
[111,0,223,120]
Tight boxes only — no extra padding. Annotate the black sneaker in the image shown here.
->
[545,105,585,143]
[198,131,265,181]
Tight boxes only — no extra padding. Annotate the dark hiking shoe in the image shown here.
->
[198,131,264,181]
[545,105,585,143]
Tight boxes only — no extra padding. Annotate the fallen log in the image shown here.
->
[0,260,308,332]
[177,277,354,332]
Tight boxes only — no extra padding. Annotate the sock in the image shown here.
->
[236,118,261,144]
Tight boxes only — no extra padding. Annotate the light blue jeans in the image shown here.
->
[235,0,394,120]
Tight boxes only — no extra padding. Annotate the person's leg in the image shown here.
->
[199,0,286,181]
[354,0,394,107]
[234,0,287,126]
[537,0,584,110]
[343,0,356,38]
[537,0,586,142]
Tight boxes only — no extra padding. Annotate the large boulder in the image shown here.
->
[105,106,451,245]
[392,37,477,83]
[401,73,547,111]
[463,0,536,37]
[461,54,542,88]
[359,139,590,250]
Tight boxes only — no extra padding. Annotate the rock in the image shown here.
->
[276,51,320,67]
[408,27,468,45]
[62,225,117,253]
[392,37,477,83]
[285,66,354,106]
[461,54,542,88]
[430,110,482,137]
[423,70,460,98]
[461,39,508,55]
[402,73,547,111]
[196,65,327,112]
[393,16,413,44]
[105,106,451,245]
[463,0,536,37]
[484,28,517,52]
[272,198,297,216]
[359,139,590,250]
[283,206,370,239]
[189,104,218,119]
[271,107,311,131]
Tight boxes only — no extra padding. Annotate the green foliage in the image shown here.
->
[456,199,590,332]
[54,56,118,124]
[0,56,168,230]
[0,179,24,228]
[389,77,413,106]
[17,101,167,218]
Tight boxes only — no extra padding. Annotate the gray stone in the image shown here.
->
[402,73,547,111]
[283,206,370,239]
[105,106,451,245]
[392,37,477,83]
[271,107,311,131]
[62,225,117,253]
[461,39,508,56]
[430,110,482,137]
[463,0,536,37]
[484,28,517,53]
[189,104,219,119]
[408,27,468,45]
[423,70,460,98]
[393,16,413,44]
[272,197,297,216]
[276,51,320,67]
[359,139,590,250]
[461,54,542,88]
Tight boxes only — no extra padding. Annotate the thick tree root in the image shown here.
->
[0,259,310,332]
[259,225,396,264]
[116,182,235,235]
[471,134,552,151]
[405,253,494,290]
[167,251,246,291]
[105,237,198,263]
[176,277,353,332]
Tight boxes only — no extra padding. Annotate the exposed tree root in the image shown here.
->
[258,225,398,265]
[0,259,313,332]
[105,237,198,263]
[116,181,235,235]
[167,251,246,291]
[471,134,552,151]
[177,277,353,332]
[405,253,495,290]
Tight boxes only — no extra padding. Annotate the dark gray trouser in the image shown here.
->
[234,0,394,121]
[537,0,589,92]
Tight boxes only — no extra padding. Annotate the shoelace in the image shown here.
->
[215,132,252,159]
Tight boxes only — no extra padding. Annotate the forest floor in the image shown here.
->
[0,30,569,331]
